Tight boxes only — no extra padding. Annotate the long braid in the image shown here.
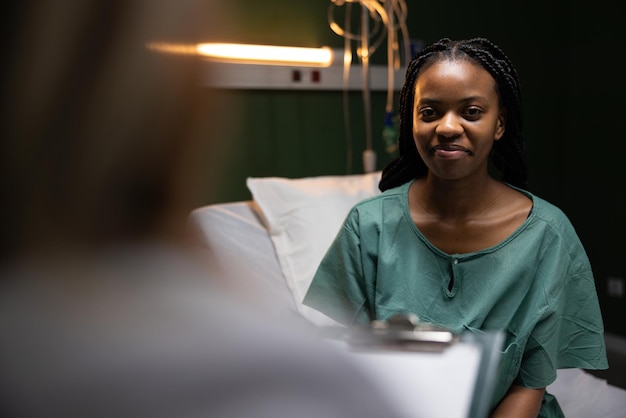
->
[379,37,529,191]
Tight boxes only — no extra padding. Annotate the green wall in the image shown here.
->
[199,0,625,337]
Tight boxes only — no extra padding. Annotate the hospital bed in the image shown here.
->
[189,171,626,418]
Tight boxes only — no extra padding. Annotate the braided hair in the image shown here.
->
[378,37,528,191]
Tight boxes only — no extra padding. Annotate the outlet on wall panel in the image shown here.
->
[202,61,406,91]
[607,277,625,298]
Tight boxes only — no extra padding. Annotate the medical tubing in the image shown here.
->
[361,4,373,153]
[385,0,395,113]
[342,2,353,173]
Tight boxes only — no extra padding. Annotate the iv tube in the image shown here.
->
[360,4,375,172]
[328,0,410,172]
[342,2,353,174]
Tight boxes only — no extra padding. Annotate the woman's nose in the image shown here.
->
[435,112,463,137]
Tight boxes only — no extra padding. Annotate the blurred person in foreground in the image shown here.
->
[0,2,400,417]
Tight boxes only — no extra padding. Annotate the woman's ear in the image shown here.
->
[494,107,507,141]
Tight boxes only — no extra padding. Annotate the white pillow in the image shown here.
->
[247,172,382,326]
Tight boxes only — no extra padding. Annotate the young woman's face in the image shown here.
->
[412,59,505,182]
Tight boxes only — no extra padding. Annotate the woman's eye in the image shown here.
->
[419,108,437,119]
[464,107,482,119]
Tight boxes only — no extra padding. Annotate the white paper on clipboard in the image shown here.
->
[322,325,503,418]
[343,341,482,418]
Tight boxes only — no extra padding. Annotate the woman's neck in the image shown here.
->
[410,174,504,221]
[408,173,532,254]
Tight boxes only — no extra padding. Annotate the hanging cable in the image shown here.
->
[385,0,395,114]
[342,2,353,174]
[328,0,410,172]
[360,4,374,171]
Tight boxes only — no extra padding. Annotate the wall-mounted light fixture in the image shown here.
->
[196,43,335,67]
[146,41,404,91]
[147,42,336,67]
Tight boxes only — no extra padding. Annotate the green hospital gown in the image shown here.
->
[303,180,608,417]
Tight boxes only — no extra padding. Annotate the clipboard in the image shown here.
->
[324,314,503,418]
[346,312,460,353]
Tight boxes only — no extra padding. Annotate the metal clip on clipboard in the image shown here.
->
[347,313,459,353]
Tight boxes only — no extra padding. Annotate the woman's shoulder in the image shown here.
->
[347,181,410,216]
[508,186,572,227]
[529,193,573,227]
[344,181,411,228]
[356,180,411,206]
[511,189,587,256]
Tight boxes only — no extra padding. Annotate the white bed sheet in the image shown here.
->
[189,200,626,418]
[189,201,298,318]
[548,368,626,418]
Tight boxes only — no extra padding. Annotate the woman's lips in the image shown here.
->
[431,144,471,159]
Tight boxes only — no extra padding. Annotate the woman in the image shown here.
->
[303,37,608,418]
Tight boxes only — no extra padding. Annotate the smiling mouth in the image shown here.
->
[431,144,472,158]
